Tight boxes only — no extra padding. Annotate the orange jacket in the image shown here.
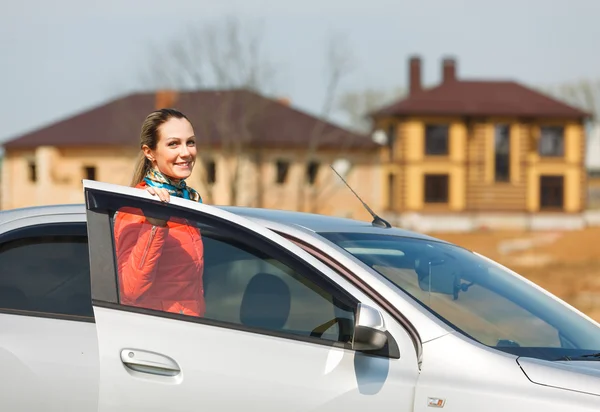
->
[113,183,205,316]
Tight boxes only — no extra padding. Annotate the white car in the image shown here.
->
[1,180,600,411]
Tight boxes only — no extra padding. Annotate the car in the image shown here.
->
[1,179,600,411]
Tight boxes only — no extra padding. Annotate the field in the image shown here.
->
[430,227,600,322]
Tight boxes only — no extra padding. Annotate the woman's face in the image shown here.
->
[144,117,196,181]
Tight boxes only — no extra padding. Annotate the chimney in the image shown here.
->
[155,89,178,109]
[409,56,422,95]
[442,57,457,83]
[276,97,291,106]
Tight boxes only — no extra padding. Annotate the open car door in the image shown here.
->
[83,180,419,411]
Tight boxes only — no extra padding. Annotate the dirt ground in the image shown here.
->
[428,226,600,322]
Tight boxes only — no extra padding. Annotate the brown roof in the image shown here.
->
[4,89,376,150]
[373,58,590,120]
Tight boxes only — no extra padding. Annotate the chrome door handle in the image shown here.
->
[120,349,181,377]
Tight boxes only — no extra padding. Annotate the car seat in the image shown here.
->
[239,273,291,330]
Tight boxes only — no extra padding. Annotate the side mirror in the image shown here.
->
[352,303,388,351]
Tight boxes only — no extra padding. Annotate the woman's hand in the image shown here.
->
[146,186,170,203]
[145,187,169,227]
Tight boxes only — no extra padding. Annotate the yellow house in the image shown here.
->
[372,57,590,214]
[1,89,380,222]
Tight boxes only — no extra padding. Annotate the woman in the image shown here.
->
[113,108,205,317]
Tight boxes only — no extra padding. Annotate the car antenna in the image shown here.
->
[329,165,392,229]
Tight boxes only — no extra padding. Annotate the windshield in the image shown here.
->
[319,232,600,361]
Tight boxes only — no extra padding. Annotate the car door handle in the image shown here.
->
[120,349,181,377]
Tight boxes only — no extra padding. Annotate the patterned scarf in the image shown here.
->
[144,168,202,203]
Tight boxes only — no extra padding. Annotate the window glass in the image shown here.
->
[425,124,449,155]
[387,173,396,210]
[205,160,216,184]
[320,232,600,361]
[112,207,355,343]
[306,161,320,185]
[424,174,449,203]
[494,124,510,182]
[540,176,564,209]
[539,126,564,156]
[275,160,290,184]
[0,234,93,317]
[84,166,96,181]
[387,124,396,161]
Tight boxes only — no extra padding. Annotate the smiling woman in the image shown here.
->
[131,108,202,203]
[111,108,206,317]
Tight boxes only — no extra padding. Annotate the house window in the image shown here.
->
[204,159,216,184]
[307,161,319,185]
[425,124,449,155]
[275,160,290,184]
[83,166,96,181]
[387,173,396,210]
[539,126,564,157]
[540,176,564,209]
[424,174,449,203]
[28,161,37,183]
[495,124,510,182]
[388,124,396,161]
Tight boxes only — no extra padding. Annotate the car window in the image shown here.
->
[320,232,600,361]
[0,232,93,318]
[111,207,355,344]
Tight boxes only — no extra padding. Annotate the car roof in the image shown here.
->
[0,204,86,225]
[0,203,442,242]
[220,206,442,241]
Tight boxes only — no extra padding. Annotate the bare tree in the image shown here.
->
[337,87,405,133]
[292,34,367,213]
[139,16,276,206]
[141,16,276,93]
[139,19,374,213]
[540,80,600,121]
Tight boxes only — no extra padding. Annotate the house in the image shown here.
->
[1,89,381,220]
[371,57,590,215]
[586,123,600,208]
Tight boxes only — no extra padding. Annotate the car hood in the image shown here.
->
[518,357,600,397]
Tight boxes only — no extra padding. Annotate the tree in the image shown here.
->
[139,18,371,213]
[294,34,363,213]
[139,16,276,206]
[540,80,600,121]
[337,87,405,133]
[141,16,275,93]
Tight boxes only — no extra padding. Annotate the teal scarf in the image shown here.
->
[144,168,202,203]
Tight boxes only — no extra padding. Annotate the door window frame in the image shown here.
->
[0,222,94,322]
[85,188,398,355]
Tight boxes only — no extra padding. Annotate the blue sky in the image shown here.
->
[1,0,599,144]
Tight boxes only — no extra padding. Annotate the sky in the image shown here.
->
[1,0,599,145]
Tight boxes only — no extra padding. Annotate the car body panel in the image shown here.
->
[518,357,600,397]
[1,181,600,411]
[415,333,600,412]
[0,314,98,411]
[83,180,420,412]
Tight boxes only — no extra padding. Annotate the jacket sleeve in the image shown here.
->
[114,212,169,303]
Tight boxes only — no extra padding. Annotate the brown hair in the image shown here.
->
[130,108,190,186]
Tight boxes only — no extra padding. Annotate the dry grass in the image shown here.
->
[429,227,600,322]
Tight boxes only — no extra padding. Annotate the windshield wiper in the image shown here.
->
[556,353,600,361]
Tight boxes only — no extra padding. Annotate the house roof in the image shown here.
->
[4,89,376,150]
[373,80,590,120]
